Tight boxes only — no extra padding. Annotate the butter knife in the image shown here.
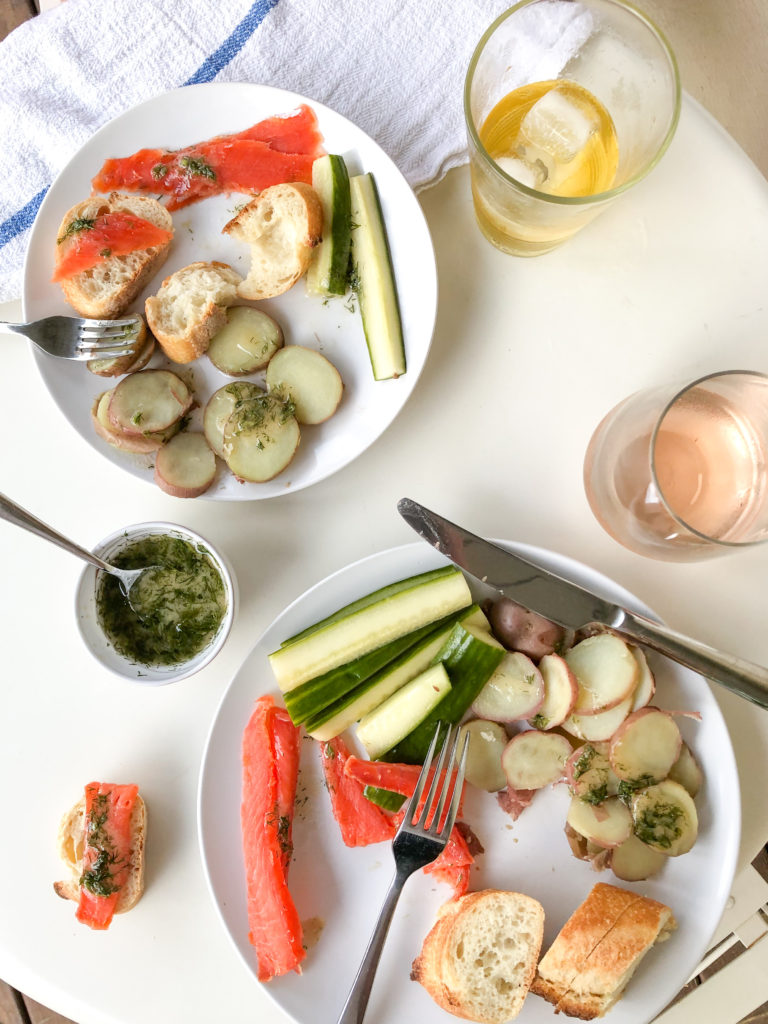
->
[397,497,768,710]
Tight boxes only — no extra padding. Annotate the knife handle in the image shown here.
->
[617,611,768,710]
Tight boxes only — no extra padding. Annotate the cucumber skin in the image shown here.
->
[285,615,455,726]
[364,785,405,812]
[307,155,352,296]
[383,624,505,764]
[279,565,461,648]
[350,172,405,381]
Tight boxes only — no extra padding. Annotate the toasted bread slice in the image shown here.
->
[56,193,173,319]
[53,793,146,914]
[531,882,676,1019]
[411,889,545,1023]
[145,260,242,363]
[222,182,323,299]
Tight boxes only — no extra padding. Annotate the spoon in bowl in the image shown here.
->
[0,492,158,614]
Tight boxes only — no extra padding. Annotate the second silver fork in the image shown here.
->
[336,724,470,1024]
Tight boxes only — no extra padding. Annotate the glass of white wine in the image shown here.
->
[464,0,680,256]
[583,371,768,560]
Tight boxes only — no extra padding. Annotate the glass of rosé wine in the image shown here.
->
[583,371,768,560]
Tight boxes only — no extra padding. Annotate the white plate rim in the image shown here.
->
[22,82,438,501]
[197,539,740,1024]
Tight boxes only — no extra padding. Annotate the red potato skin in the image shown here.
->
[485,598,566,661]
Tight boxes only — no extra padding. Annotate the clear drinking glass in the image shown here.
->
[464,0,680,256]
[583,371,768,561]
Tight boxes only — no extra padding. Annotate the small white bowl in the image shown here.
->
[75,521,237,685]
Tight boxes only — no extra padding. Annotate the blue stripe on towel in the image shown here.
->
[0,185,49,249]
[184,0,281,85]
[0,0,281,253]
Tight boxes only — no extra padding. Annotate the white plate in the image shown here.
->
[198,541,739,1024]
[22,83,437,500]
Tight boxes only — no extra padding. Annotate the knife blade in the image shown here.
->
[398,497,768,710]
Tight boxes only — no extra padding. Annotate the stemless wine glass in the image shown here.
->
[583,371,768,561]
[464,0,680,256]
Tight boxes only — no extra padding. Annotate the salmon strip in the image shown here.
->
[76,782,139,931]
[241,696,305,982]
[52,211,173,281]
[319,737,396,847]
[344,756,466,816]
[91,105,325,211]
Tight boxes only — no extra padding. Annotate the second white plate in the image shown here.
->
[198,540,739,1024]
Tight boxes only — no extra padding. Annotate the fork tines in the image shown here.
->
[402,724,469,841]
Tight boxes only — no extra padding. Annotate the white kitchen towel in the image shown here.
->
[0,0,517,303]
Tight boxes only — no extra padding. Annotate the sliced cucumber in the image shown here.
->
[285,617,451,727]
[384,622,505,764]
[357,664,451,760]
[349,172,405,381]
[306,611,474,740]
[280,566,461,647]
[363,785,407,812]
[306,155,352,296]
[268,566,472,692]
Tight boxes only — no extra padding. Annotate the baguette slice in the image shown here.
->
[531,882,676,1019]
[145,260,242,363]
[56,193,173,318]
[53,793,146,914]
[411,889,545,1023]
[222,182,323,299]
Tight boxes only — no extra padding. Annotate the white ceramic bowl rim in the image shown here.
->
[75,520,236,686]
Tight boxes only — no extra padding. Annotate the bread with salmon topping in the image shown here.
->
[55,193,173,319]
[145,260,243,363]
[222,182,323,300]
[53,790,146,915]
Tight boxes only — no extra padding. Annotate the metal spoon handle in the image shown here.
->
[0,492,113,574]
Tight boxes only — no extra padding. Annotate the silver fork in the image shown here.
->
[336,724,470,1024]
[1,315,143,360]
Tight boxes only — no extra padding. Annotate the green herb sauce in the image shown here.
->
[97,534,227,667]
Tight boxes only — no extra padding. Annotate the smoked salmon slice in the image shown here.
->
[76,782,139,931]
[92,105,325,211]
[343,755,474,897]
[52,211,173,281]
[319,737,396,847]
[241,695,305,982]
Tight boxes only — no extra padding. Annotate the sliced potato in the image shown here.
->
[207,305,284,375]
[561,693,633,743]
[458,719,508,792]
[501,730,572,790]
[629,646,656,710]
[266,345,343,425]
[566,795,633,848]
[154,432,216,498]
[91,391,178,453]
[472,651,544,722]
[108,369,192,436]
[485,597,566,659]
[610,833,667,881]
[565,634,638,715]
[203,381,263,459]
[667,742,704,798]
[223,388,300,482]
[609,707,682,785]
[565,741,619,805]
[531,653,578,730]
[87,317,153,377]
[631,779,698,856]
